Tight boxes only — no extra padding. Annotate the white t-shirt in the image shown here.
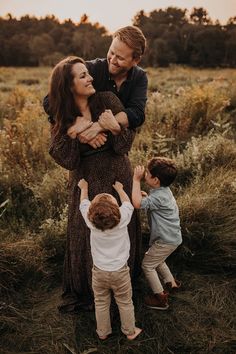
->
[80,199,134,271]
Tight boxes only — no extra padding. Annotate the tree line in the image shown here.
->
[0,7,236,67]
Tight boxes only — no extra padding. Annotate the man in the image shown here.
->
[44,25,147,144]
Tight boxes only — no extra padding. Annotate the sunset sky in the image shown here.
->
[0,0,236,32]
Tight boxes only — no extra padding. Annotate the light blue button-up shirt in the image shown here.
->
[140,187,182,246]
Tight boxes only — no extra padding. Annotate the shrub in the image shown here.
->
[177,167,236,273]
[144,84,231,151]
[175,133,236,187]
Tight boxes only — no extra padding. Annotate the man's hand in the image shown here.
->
[67,116,93,139]
[78,122,103,143]
[87,133,107,149]
[98,109,121,135]
[133,165,145,181]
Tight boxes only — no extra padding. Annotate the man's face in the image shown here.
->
[107,37,140,78]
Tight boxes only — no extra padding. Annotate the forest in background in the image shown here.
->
[0,6,236,67]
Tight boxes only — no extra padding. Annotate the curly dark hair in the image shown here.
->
[88,194,121,231]
[147,157,177,187]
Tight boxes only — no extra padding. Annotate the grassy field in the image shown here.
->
[0,66,236,354]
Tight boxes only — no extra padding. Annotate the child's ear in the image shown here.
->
[154,177,160,186]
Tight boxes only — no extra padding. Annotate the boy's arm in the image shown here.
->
[78,179,89,202]
[113,181,130,203]
[132,166,145,208]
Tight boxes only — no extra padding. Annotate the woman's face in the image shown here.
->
[71,62,95,97]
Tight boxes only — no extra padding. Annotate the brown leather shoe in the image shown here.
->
[144,291,169,310]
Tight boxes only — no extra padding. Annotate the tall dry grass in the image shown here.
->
[0,66,236,353]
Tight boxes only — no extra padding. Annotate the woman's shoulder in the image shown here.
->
[91,91,124,111]
[95,91,117,100]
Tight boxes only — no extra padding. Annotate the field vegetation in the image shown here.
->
[0,66,236,354]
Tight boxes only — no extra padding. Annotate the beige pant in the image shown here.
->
[92,264,135,337]
[142,242,178,294]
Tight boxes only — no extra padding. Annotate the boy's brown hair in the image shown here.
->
[148,157,177,187]
[113,26,146,59]
[88,194,121,231]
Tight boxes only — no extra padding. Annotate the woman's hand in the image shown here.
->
[67,116,93,139]
[87,133,107,149]
[98,109,121,135]
[78,122,103,143]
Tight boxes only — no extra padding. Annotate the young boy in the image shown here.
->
[132,157,182,310]
[78,179,142,340]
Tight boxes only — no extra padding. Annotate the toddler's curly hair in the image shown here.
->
[88,194,121,231]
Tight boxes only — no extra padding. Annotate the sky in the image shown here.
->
[0,0,236,32]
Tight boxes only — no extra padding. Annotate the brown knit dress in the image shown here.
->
[49,92,141,313]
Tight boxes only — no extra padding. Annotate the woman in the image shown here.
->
[48,56,141,313]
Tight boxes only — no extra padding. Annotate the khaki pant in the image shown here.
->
[142,242,178,294]
[92,264,135,337]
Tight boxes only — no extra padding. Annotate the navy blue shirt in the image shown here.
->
[43,58,148,129]
[86,58,148,128]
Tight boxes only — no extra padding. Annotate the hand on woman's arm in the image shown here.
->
[98,109,122,135]
[78,122,103,143]
[67,116,93,139]
[87,133,107,148]
[67,117,107,148]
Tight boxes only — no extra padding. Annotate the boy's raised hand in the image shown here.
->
[113,181,123,192]
[133,165,145,181]
[78,179,88,189]
[113,181,130,203]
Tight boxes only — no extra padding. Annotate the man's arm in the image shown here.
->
[124,70,148,128]
[86,59,148,129]
[132,166,145,208]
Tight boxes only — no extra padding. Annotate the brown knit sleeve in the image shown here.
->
[97,91,124,115]
[49,129,81,170]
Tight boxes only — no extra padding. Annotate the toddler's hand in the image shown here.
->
[133,165,145,181]
[113,181,123,192]
[78,179,88,189]
[141,190,148,197]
